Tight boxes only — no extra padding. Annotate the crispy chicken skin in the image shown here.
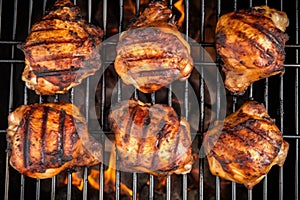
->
[7,103,101,179]
[203,101,289,189]
[114,1,194,93]
[215,5,289,95]
[109,99,193,175]
[21,0,103,95]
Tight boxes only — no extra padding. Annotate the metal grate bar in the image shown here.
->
[42,0,47,14]
[115,1,124,199]
[169,0,173,9]
[166,176,171,200]
[0,0,2,38]
[51,176,56,200]
[198,0,205,199]
[279,3,285,200]
[132,172,137,200]
[20,175,25,200]
[182,0,190,198]
[199,63,205,200]
[149,175,154,200]
[36,179,41,200]
[119,0,124,33]
[99,0,108,199]
[5,0,19,199]
[295,0,299,199]
[67,172,72,200]
[82,1,93,198]
[135,0,140,15]
[263,2,270,197]
[248,190,252,200]
[231,96,237,200]
[216,1,222,200]
[83,167,88,200]
[215,176,220,200]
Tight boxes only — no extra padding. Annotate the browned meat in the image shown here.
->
[7,103,101,179]
[215,5,289,95]
[109,99,193,175]
[114,1,194,93]
[21,0,103,95]
[203,101,289,189]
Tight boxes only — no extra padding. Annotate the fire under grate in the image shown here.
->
[0,0,299,200]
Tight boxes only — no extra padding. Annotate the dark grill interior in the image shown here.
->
[0,0,299,199]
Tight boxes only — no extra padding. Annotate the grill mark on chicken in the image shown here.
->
[233,12,285,51]
[172,125,182,166]
[137,116,151,164]
[218,27,278,68]
[220,128,272,161]
[226,119,280,147]
[124,107,137,143]
[40,106,49,165]
[33,67,80,78]
[155,123,167,149]
[236,31,275,66]
[26,51,86,62]
[25,39,85,49]
[23,108,35,168]
[244,123,282,154]
[58,109,66,166]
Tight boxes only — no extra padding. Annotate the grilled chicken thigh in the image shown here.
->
[114,1,194,93]
[21,0,103,95]
[215,5,289,94]
[109,99,193,175]
[203,101,289,189]
[7,103,101,179]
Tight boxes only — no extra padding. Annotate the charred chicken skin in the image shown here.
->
[203,101,289,189]
[21,0,103,95]
[114,1,194,93]
[215,5,289,95]
[109,99,193,175]
[7,103,101,179]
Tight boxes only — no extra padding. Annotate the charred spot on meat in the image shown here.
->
[215,5,289,95]
[109,99,193,175]
[203,101,289,189]
[7,103,102,179]
[21,0,103,95]
[114,1,194,93]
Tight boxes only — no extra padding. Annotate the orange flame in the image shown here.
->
[103,147,133,197]
[63,172,84,191]
[174,0,185,27]
[62,147,133,198]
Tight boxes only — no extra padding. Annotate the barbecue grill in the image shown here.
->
[0,0,299,199]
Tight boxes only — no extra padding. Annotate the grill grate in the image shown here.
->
[0,0,299,200]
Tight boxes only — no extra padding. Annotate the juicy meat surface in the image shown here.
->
[215,5,289,95]
[21,0,103,95]
[7,103,102,179]
[109,99,193,175]
[203,101,289,189]
[114,1,194,93]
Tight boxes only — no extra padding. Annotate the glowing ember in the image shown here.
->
[174,0,185,27]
